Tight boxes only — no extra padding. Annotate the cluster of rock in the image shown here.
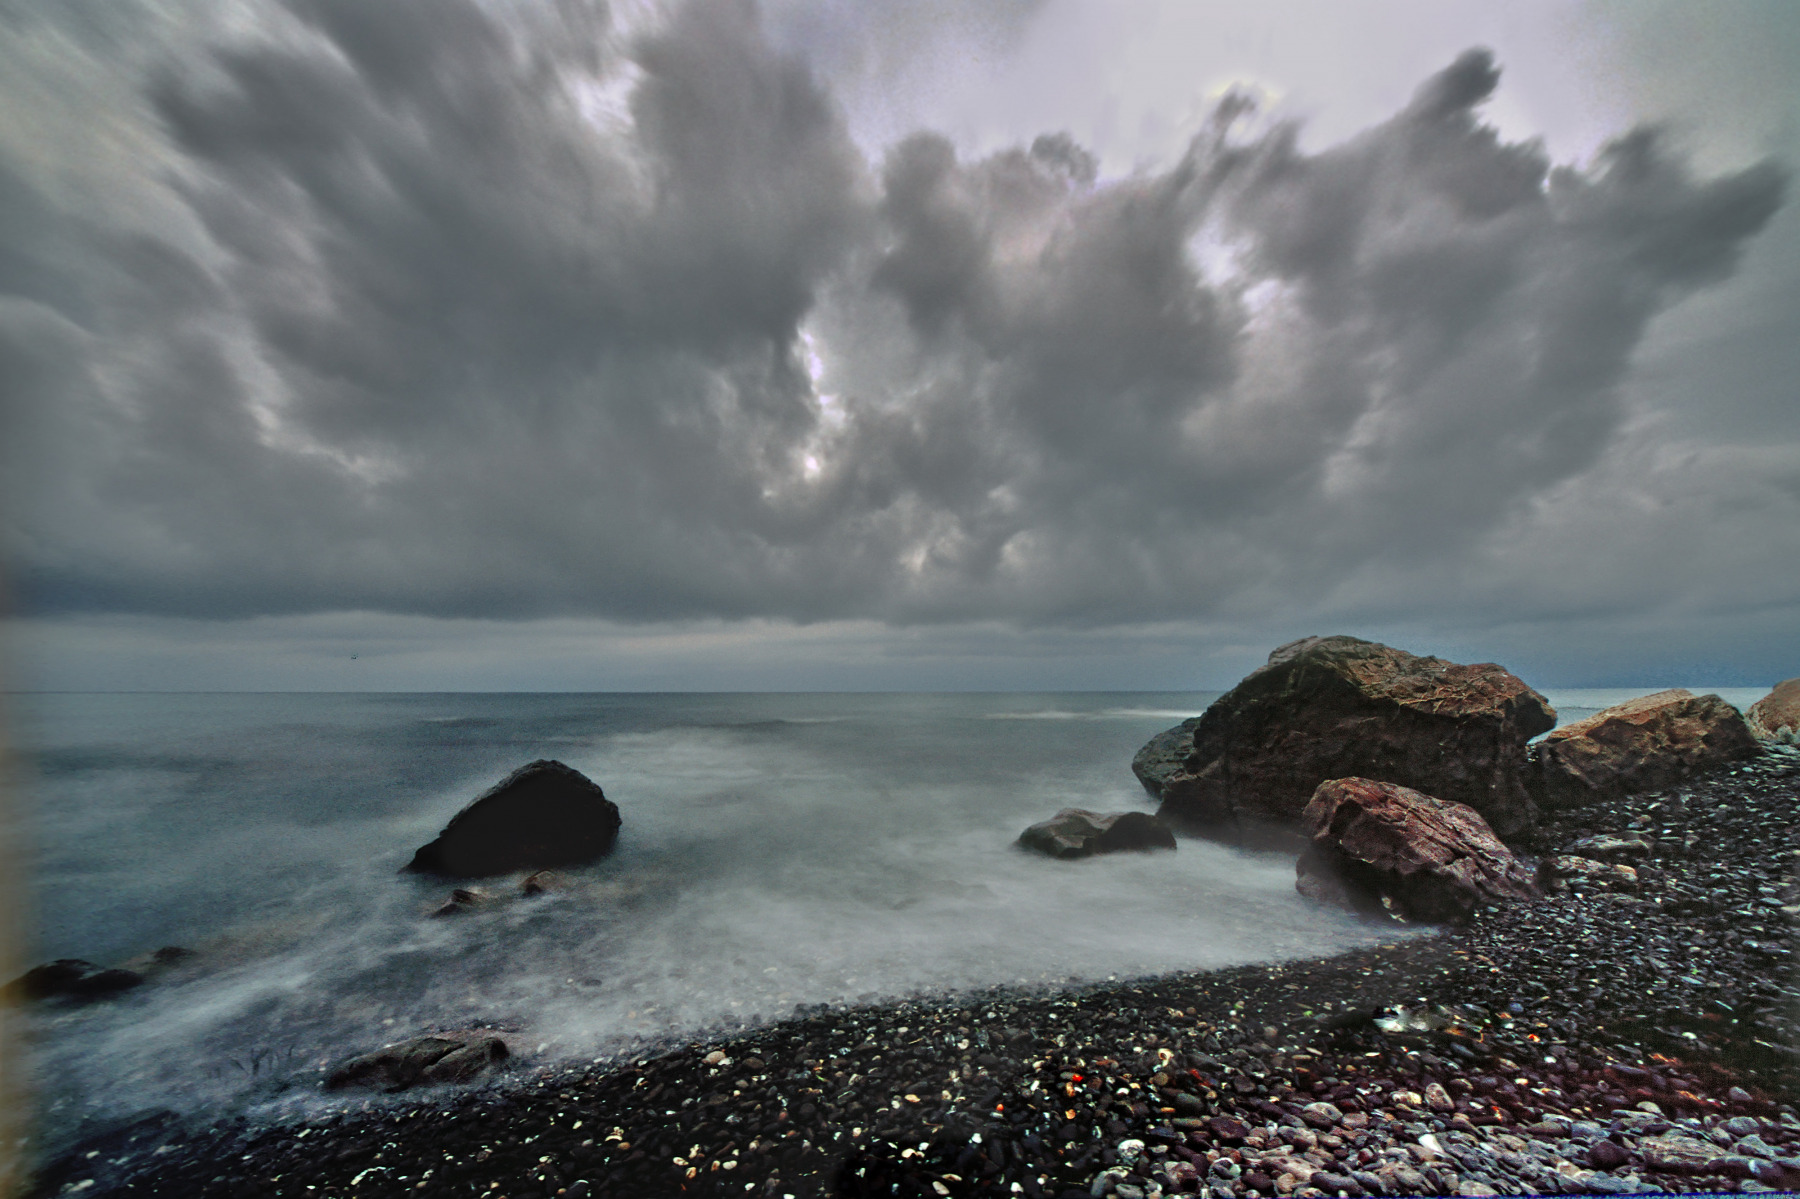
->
[11,757,623,1094]
[1130,636,1789,925]
[1018,809,1177,859]
[351,759,619,1089]
[3,945,195,1003]
[1137,637,1555,843]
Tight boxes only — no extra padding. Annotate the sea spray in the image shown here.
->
[11,691,1442,1146]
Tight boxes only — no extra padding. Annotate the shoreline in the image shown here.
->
[25,745,1800,1198]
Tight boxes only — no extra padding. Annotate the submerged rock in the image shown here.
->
[325,1030,510,1091]
[1016,808,1176,859]
[521,869,565,896]
[1747,678,1800,743]
[3,958,144,1002]
[406,759,621,878]
[1535,689,1760,806]
[1137,636,1554,843]
[1295,777,1540,923]
[429,887,493,917]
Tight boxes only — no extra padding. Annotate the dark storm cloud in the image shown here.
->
[0,7,1788,629]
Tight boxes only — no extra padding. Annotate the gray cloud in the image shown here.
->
[0,7,1789,640]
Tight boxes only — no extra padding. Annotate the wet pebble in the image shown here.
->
[25,748,1800,1199]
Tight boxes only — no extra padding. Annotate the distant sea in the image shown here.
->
[3,688,1769,1144]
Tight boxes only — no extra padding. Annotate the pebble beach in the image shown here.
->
[25,743,1800,1199]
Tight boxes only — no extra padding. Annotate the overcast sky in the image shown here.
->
[2,0,1796,692]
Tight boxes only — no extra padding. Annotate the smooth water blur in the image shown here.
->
[11,684,1756,1140]
[10,692,1404,1141]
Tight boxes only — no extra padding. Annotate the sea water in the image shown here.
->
[4,688,1761,1145]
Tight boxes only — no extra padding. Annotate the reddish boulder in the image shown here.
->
[406,759,620,878]
[1017,808,1177,859]
[1535,690,1760,805]
[1295,777,1540,923]
[1136,636,1554,843]
[1747,678,1800,744]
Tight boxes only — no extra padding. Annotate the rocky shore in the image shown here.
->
[26,743,1800,1199]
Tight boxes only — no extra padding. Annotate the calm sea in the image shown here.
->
[3,688,1765,1144]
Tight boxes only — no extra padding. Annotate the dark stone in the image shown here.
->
[1295,778,1540,924]
[1016,808,1176,859]
[1205,1115,1249,1142]
[520,870,564,896]
[1130,718,1202,803]
[431,887,493,917]
[4,958,145,1002]
[326,1031,510,1091]
[1135,636,1553,843]
[1587,1139,1630,1170]
[405,760,621,878]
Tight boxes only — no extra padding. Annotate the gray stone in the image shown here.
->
[1017,808,1177,859]
[325,1029,510,1091]
[1737,1134,1780,1160]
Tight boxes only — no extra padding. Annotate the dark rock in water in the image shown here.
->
[521,869,565,896]
[406,759,620,878]
[117,944,199,976]
[4,958,145,1002]
[1130,718,1201,804]
[430,887,493,917]
[325,1030,509,1091]
[1137,636,1553,843]
[1295,777,1540,924]
[1535,689,1760,806]
[1016,808,1176,859]
[1746,677,1800,744]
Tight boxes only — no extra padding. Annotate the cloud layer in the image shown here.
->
[1,0,1791,637]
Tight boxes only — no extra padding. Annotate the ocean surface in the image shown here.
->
[3,688,1769,1145]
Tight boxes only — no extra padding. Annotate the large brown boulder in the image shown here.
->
[1747,678,1800,744]
[1017,808,1177,859]
[405,759,620,878]
[325,1030,509,1091]
[1535,689,1761,805]
[1295,777,1540,924]
[1136,636,1554,844]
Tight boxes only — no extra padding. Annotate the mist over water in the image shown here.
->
[13,688,1727,1144]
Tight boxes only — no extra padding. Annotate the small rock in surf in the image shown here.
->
[1017,808,1176,859]
[325,1030,509,1091]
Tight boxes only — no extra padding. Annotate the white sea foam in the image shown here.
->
[9,691,1387,1142]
